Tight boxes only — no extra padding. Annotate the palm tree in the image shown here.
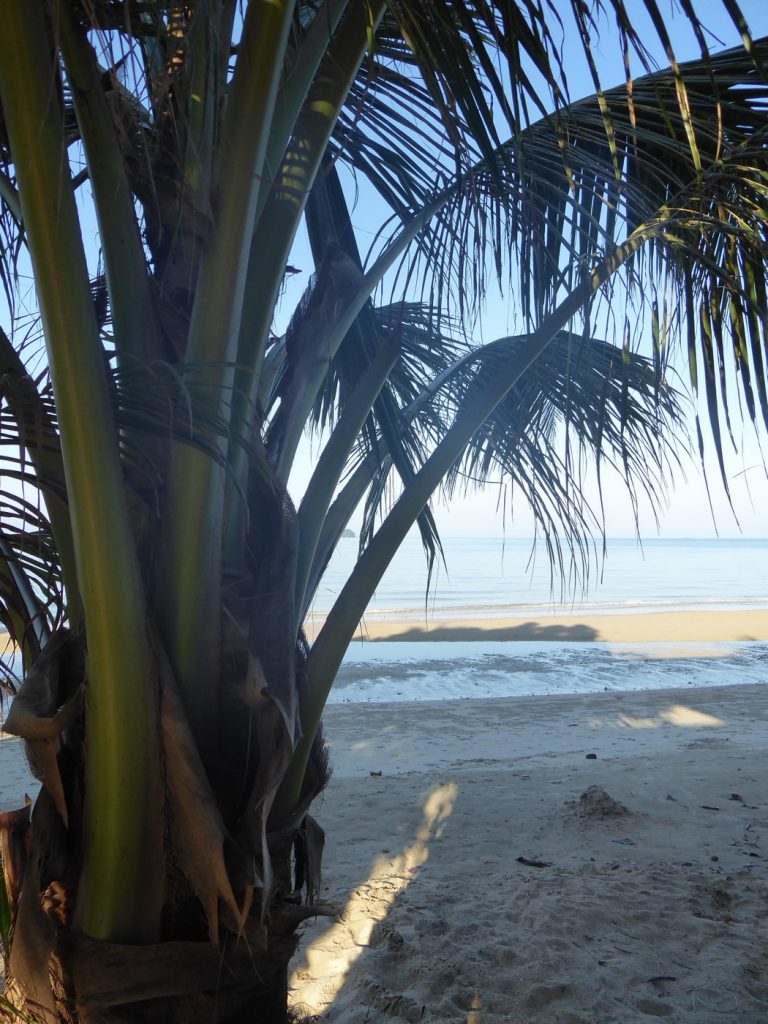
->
[0,1,766,1020]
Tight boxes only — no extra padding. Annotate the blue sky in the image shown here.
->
[288,0,768,539]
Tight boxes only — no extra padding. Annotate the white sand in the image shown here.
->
[290,683,768,1023]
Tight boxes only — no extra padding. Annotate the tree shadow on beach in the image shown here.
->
[370,621,600,642]
[293,751,615,1023]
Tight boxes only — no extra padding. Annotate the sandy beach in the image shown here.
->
[290,682,768,1023]
[304,607,768,643]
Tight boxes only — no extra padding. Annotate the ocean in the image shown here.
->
[308,536,768,704]
[310,536,768,618]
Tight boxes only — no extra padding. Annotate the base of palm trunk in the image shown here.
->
[218,960,290,1024]
[4,933,298,1024]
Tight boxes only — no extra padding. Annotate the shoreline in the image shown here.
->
[5,607,768,650]
[304,607,768,643]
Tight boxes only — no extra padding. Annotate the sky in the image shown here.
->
[287,0,768,540]
[293,421,768,540]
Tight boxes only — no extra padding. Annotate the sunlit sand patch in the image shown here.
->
[290,782,457,1012]
[608,642,741,660]
[586,704,726,730]
[618,705,725,729]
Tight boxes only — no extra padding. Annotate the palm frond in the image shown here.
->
[331,36,768,492]
[0,489,62,680]
[449,331,688,555]
[322,11,765,329]
[334,327,688,599]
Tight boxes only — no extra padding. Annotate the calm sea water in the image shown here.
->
[309,536,768,703]
[309,535,768,619]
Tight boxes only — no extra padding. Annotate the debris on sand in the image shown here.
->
[577,785,630,818]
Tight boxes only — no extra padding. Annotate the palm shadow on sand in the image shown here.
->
[289,779,462,1023]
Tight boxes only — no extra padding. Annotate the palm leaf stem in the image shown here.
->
[238,0,386,385]
[295,336,399,615]
[237,0,386,398]
[302,457,375,622]
[56,2,162,365]
[185,0,298,371]
[0,0,163,943]
[0,168,21,224]
[159,0,296,750]
[180,8,218,210]
[225,0,386,552]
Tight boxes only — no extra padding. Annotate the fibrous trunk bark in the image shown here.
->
[0,631,333,1023]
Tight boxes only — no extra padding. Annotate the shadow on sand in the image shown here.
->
[368,621,600,642]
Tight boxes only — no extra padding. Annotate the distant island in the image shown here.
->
[341,528,356,538]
